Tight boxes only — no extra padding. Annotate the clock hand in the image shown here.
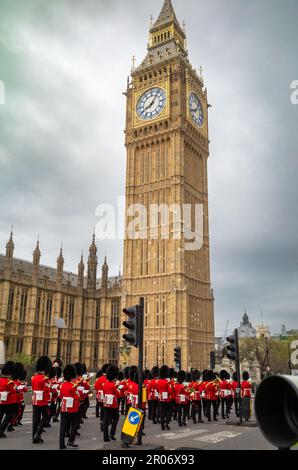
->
[144,97,156,111]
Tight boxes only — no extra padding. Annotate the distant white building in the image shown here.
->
[237,311,257,338]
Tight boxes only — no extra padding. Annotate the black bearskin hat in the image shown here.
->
[169,368,176,379]
[74,362,84,376]
[12,362,25,380]
[106,365,119,382]
[151,366,160,378]
[63,364,77,382]
[186,372,191,382]
[160,365,170,379]
[82,363,87,374]
[220,369,229,380]
[49,367,58,380]
[177,370,186,384]
[20,369,27,381]
[242,371,250,381]
[96,370,102,379]
[191,370,199,381]
[36,356,52,375]
[206,369,215,381]
[1,361,16,377]
[123,366,130,379]
[232,372,238,381]
[133,371,139,384]
[101,363,110,375]
[144,369,150,380]
[202,369,208,381]
[56,367,62,379]
[129,368,136,381]
[118,371,124,381]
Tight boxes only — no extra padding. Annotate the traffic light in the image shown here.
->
[226,335,238,361]
[122,304,141,347]
[174,346,181,370]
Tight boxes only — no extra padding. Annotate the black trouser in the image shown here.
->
[177,404,187,426]
[32,405,48,440]
[102,407,119,441]
[234,397,240,417]
[47,402,57,423]
[82,397,89,418]
[171,401,177,420]
[0,404,18,433]
[221,398,229,419]
[59,412,78,448]
[54,398,61,420]
[151,399,159,423]
[191,401,202,422]
[159,402,171,429]
[96,399,100,418]
[205,400,217,421]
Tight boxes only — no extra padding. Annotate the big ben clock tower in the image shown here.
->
[122,0,215,370]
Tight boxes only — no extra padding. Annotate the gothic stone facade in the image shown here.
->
[122,0,214,370]
[0,233,122,369]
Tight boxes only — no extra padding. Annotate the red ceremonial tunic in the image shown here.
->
[102,380,119,409]
[94,375,107,402]
[60,381,80,413]
[31,373,51,407]
[156,379,171,402]
[205,381,218,401]
[219,380,232,399]
[189,381,201,401]
[0,377,18,405]
[174,383,189,405]
[241,380,252,398]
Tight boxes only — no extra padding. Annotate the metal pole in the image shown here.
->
[137,297,144,445]
[235,329,243,425]
[56,327,61,360]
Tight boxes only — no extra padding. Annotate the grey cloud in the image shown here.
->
[0,0,297,336]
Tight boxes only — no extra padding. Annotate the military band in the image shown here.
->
[0,356,254,447]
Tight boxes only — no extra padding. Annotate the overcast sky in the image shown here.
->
[0,0,297,336]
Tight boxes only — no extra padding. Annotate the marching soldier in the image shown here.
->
[189,370,204,424]
[94,364,109,421]
[102,365,120,442]
[231,371,240,417]
[148,366,159,424]
[241,371,252,421]
[219,370,232,420]
[205,370,219,422]
[8,362,26,431]
[174,371,189,427]
[0,361,18,438]
[31,356,52,444]
[156,365,171,431]
[59,364,80,449]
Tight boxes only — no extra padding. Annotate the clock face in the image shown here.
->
[136,87,166,121]
[189,92,204,127]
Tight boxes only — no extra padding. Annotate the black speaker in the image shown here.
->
[255,375,298,449]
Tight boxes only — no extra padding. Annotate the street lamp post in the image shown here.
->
[119,340,132,368]
[54,317,67,362]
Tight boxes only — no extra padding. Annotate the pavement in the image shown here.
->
[0,406,274,451]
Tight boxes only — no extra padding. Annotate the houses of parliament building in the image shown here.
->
[0,0,215,370]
